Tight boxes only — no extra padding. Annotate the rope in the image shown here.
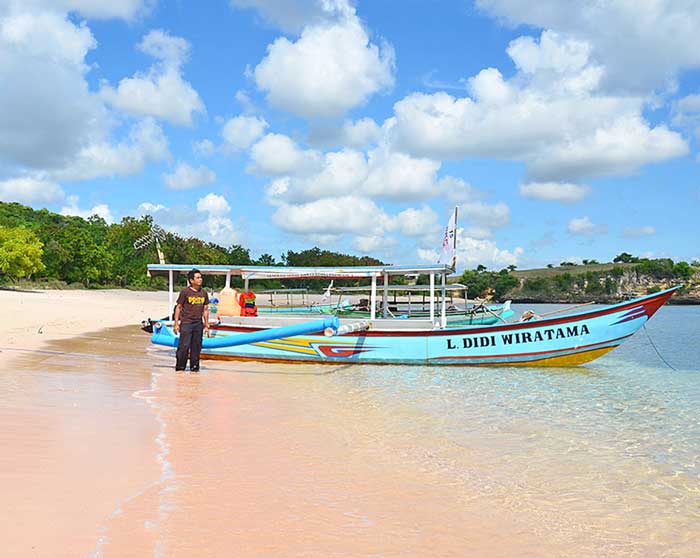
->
[642,323,677,371]
[539,301,596,317]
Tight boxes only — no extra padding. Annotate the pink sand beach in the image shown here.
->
[2,289,698,557]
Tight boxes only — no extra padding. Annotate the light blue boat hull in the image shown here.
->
[193,288,678,367]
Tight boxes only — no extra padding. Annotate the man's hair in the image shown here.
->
[187,268,201,282]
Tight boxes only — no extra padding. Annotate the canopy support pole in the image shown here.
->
[168,270,174,318]
[429,273,435,324]
[440,272,447,328]
[370,275,377,320]
[383,273,389,318]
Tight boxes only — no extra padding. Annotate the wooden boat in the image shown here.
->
[146,264,678,367]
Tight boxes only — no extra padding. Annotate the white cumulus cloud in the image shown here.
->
[623,226,656,238]
[389,30,687,183]
[192,139,215,157]
[197,193,230,217]
[476,0,700,92]
[0,9,108,171]
[229,0,355,34]
[250,133,321,176]
[419,232,523,271]
[340,117,381,148]
[163,162,216,190]
[519,181,590,203]
[100,30,205,126]
[394,206,440,237]
[54,118,170,181]
[137,195,240,245]
[459,201,510,229]
[221,115,268,151]
[272,196,392,236]
[253,17,394,119]
[18,0,155,21]
[567,216,607,236]
[0,176,64,204]
[60,195,114,223]
[262,144,443,203]
[137,202,166,213]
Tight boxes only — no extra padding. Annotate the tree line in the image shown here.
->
[0,201,382,290]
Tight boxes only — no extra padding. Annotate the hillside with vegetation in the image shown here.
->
[0,201,382,290]
[457,254,700,305]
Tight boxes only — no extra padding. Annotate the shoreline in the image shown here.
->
[0,288,168,364]
[1,289,697,556]
[0,294,553,557]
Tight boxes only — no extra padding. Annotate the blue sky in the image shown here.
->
[1,0,699,270]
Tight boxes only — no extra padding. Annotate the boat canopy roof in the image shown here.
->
[147,263,454,280]
[332,283,466,293]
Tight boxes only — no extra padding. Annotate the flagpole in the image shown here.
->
[452,206,458,271]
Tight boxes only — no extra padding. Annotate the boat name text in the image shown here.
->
[446,324,590,350]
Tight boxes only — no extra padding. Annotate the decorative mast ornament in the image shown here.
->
[134,224,166,264]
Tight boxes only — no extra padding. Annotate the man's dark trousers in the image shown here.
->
[175,322,204,371]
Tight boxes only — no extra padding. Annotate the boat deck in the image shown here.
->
[217,314,436,332]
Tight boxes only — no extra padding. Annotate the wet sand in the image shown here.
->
[0,290,556,557]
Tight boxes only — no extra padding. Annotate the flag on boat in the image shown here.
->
[438,207,457,270]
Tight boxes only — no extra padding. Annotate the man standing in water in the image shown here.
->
[174,268,209,372]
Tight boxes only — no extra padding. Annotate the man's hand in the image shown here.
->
[173,303,182,335]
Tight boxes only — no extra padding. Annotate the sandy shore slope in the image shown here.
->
[0,288,611,558]
[0,289,167,358]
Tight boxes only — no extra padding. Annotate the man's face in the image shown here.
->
[191,273,203,288]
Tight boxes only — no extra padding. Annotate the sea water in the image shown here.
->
[308,303,700,556]
[2,305,698,557]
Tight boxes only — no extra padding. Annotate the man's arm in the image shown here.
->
[203,305,209,331]
[173,304,182,334]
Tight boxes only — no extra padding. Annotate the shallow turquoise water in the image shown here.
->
[319,304,700,556]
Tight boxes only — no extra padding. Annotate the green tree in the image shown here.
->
[51,224,111,285]
[636,258,674,279]
[256,253,277,266]
[523,277,549,292]
[228,244,253,265]
[584,272,604,294]
[492,269,518,299]
[105,216,154,287]
[613,252,639,263]
[0,226,45,280]
[672,261,692,280]
[552,272,574,291]
[459,267,518,299]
